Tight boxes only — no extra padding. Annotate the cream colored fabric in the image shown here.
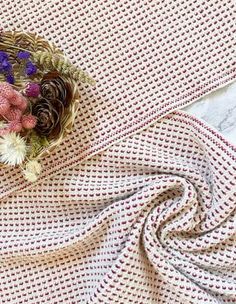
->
[0,0,236,303]
[0,0,235,188]
[0,111,236,303]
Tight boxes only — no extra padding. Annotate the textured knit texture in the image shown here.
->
[0,111,236,303]
[0,0,235,185]
[0,0,236,303]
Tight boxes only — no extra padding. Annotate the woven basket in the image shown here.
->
[0,31,81,160]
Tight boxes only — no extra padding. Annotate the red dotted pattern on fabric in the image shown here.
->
[0,1,236,303]
[0,111,235,303]
[0,0,235,190]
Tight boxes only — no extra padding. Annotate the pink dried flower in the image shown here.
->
[8,121,22,133]
[9,92,23,107]
[0,82,14,99]
[17,97,28,111]
[4,106,22,121]
[9,92,28,111]
[21,114,37,129]
[0,84,32,133]
[0,96,10,115]
[25,82,40,98]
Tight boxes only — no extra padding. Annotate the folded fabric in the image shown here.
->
[0,111,235,303]
[0,0,236,303]
[0,0,235,174]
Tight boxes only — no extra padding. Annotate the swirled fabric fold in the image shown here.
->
[0,0,236,303]
[0,111,236,303]
[0,0,235,182]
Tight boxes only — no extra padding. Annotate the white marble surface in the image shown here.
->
[184,82,236,146]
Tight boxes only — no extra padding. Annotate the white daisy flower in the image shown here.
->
[0,133,27,166]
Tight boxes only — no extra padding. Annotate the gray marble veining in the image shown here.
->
[184,82,236,145]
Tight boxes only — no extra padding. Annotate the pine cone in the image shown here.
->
[32,97,64,138]
[40,72,72,107]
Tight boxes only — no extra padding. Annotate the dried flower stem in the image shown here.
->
[0,42,95,85]
[32,51,95,85]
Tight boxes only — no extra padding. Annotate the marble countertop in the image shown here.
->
[184,82,236,146]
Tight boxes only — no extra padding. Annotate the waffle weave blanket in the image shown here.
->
[0,1,235,303]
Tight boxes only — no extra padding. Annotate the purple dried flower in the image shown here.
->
[0,51,8,62]
[17,51,31,60]
[5,74,15,84]
[25,61,37,76]
[25,82,40,98]
[1,59,12,72]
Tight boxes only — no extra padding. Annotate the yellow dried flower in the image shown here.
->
[23,160,42,182]
[23,171,38,182]
[25,160,42,174]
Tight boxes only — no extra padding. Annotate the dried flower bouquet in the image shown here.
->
[0,31,95,182]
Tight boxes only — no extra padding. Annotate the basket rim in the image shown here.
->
[0,30,80,163]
